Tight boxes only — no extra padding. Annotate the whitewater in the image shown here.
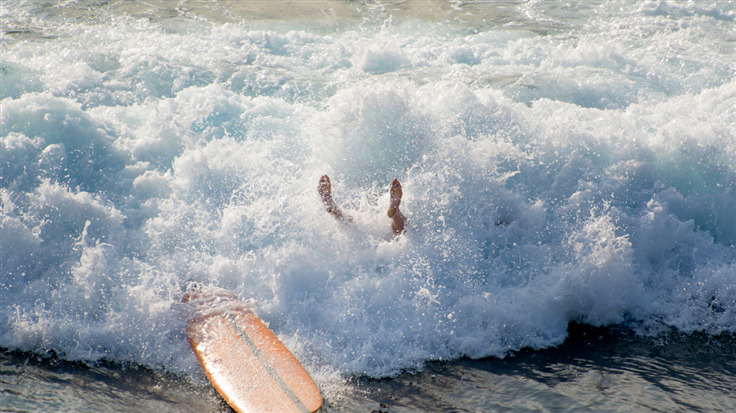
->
[2,0,735,401]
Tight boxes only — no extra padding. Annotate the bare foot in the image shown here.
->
[319,175,345,220]
[387,179,406,235]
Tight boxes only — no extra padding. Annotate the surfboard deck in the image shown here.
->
[183,284,322,413]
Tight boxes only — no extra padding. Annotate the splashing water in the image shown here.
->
[2,1,735,391]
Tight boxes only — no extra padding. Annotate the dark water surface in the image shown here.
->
[4,324,735,412]
[342,324,736,412]
[0,351,218,413]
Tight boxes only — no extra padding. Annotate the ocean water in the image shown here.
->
[2,0,735,411]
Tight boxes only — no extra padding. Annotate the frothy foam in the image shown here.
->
[2,1,735,388]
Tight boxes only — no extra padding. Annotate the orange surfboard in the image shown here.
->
[183,284,322,413]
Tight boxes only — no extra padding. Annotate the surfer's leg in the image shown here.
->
[319,175,346,220]
[387,178,406,235]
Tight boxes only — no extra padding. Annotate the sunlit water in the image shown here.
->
[2,0,735,411]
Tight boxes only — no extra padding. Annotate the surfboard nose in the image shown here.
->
[184,285,323,413]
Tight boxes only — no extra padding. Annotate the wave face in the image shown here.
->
[2,0,735,381]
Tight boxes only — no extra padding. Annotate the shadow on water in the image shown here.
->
[2,323,736,412]
[0,349,223,413]
[336,323,736,413]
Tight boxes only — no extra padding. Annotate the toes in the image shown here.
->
[318,175,331,196]
[390,179,402,199]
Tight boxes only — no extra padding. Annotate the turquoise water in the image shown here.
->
[2,0,736,410]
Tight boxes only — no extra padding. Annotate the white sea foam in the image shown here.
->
[2,0,735,388]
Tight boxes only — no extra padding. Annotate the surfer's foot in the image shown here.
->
[387,179,405,235]
[318,175,333,206]
[319,175,345,220]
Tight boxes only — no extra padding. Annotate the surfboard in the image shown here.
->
[183,284,322,413]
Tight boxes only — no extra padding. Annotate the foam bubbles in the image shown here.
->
[2,0,735,387]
